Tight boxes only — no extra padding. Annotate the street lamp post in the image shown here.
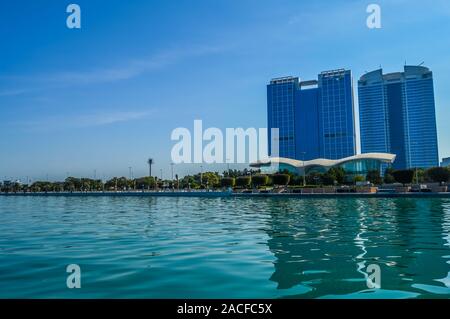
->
[301,152,307,187]
[170,163,174,191]
[200,165,203,187]
[411,142,419,185]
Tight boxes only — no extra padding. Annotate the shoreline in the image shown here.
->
[1,191,450,198]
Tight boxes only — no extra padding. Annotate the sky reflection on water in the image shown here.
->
[0,196,449,298]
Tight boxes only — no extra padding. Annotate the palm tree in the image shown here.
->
[147,158,154,177]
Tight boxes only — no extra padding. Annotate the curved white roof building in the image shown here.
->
[250,153,396,176]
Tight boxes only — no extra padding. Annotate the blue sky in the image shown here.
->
[1,0,450,181]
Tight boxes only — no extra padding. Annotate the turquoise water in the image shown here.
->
[0,196,450,299]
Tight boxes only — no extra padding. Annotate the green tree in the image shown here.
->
[384,167,396,184]
[415,168,427,183]
[180,175,199,189]
[119,177,129,189]
[272,174,290,186]
[353,175,365,183]
[64,177,81,191]
[278,170,296,185]
[306,172,323,186]
[252,175,268,188]
[366,170,383,185]
[320,167,345,186]
[135,176,156,190]
[30,183,41,192]
[322,173,335,186]
[201,172,220,188]
[30,181,52,192]
[392,170,414,185]
[327,167,345,185]
[236,176,251,188]
[52,182,64,192]
[223,168,259,178]
[79,178,93,191]
[12,182,23,192]
[220,177,235,188]
[91,179,104,191]
[105,177,127,190]
[426,167,450,183]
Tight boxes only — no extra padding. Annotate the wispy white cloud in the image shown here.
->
[74,111,152,126]
[16,110,153,131]
[0,88,35,97]
[43,44,224,85]
[0,44,226,95]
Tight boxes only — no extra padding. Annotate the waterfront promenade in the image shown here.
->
[1,190,450,198]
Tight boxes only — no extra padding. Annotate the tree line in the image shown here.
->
[1,166,449,193]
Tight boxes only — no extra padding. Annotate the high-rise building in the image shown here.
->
[441,157,450,167]
[267,69,356,161]
[358,66,439,169]
[294,80,320,160]
[318,70,356,160]
[267,77,298,159]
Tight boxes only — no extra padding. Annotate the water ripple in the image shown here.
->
[0,196,450,298]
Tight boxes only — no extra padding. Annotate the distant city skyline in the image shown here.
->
[267,64,439,172]
[1,0,450,181]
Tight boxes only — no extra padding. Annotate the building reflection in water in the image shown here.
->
[265,198,450,298]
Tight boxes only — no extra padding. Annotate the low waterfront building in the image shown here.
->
[250,153,396,178]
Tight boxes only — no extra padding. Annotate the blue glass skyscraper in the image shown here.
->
[294,81,320,160]
[267,69,356,161]
[358,66,439,169]
[267,77,298,159]
[318,70,356,160]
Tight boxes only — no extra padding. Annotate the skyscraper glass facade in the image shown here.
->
[358,66,439,169]
[267,77,298,159]
[267,69,356,161]
[295,86,320,160]
[318,70,356,159]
